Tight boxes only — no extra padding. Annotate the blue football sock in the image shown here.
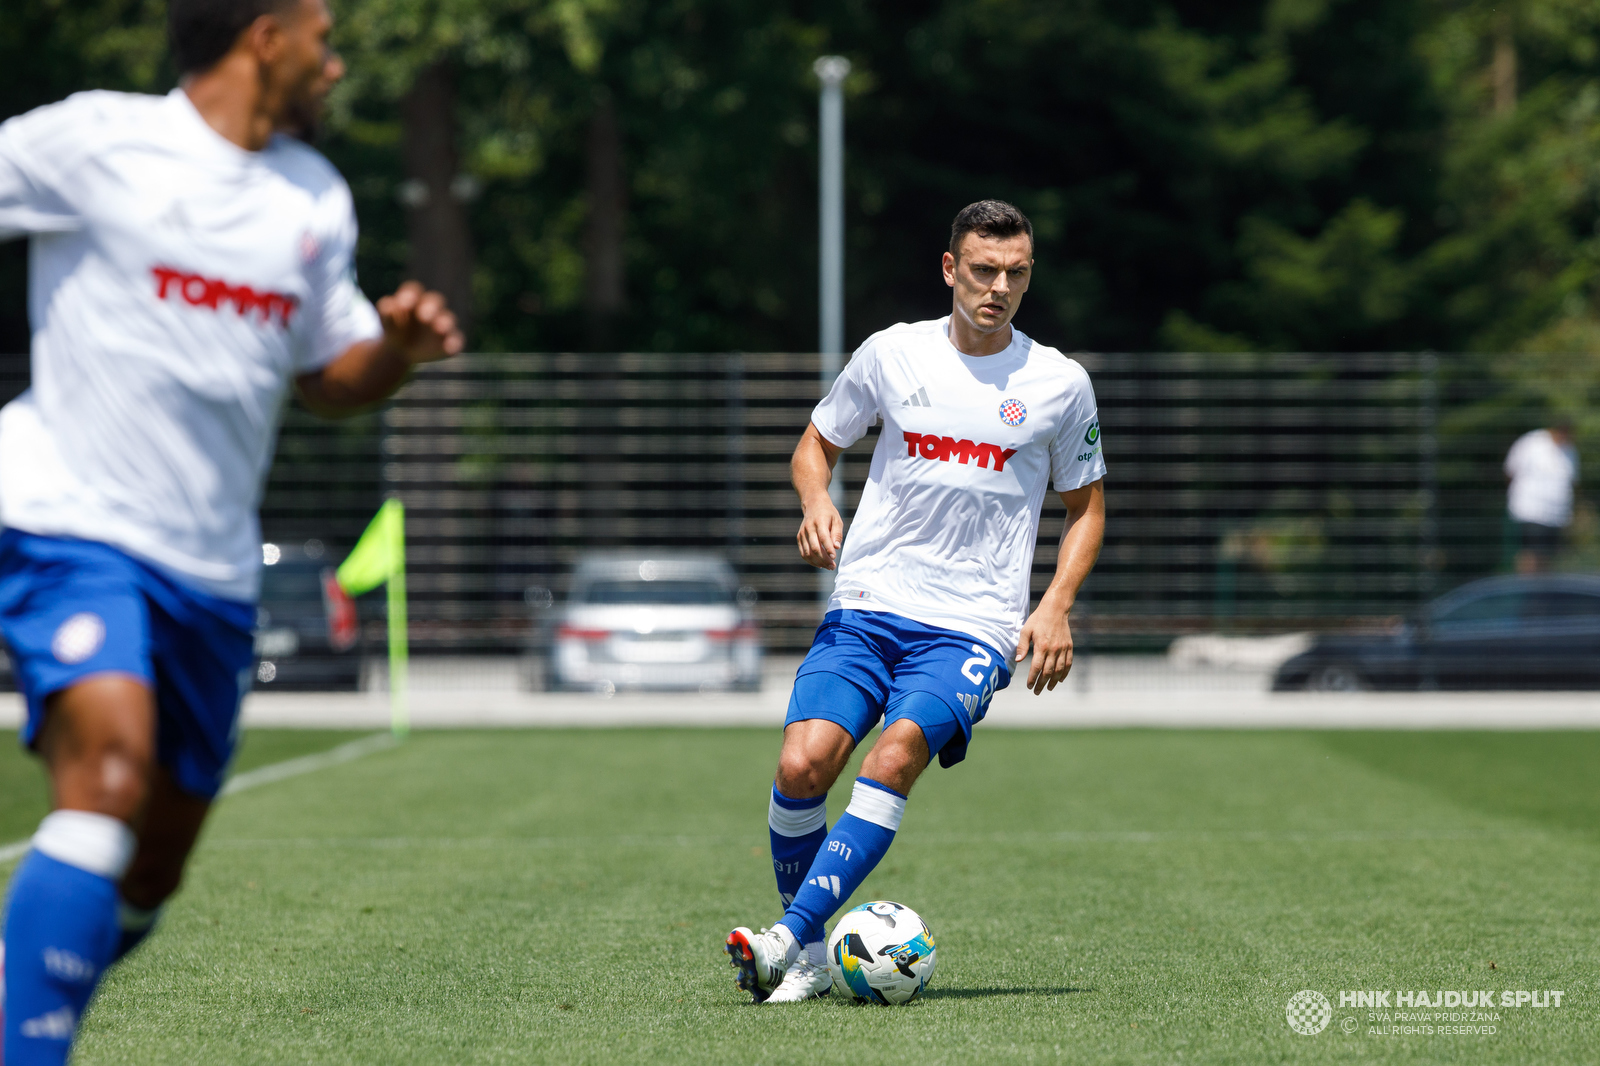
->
[778,778,906,946]
[4,811,135,1066]
[768,786,828,910]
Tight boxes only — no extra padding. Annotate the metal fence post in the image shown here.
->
[815,55,850,604]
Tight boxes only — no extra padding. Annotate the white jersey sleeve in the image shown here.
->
[1048,364,1106,491]
[296,177,381,373]
[0,95,92,238]
[811,339,882,448]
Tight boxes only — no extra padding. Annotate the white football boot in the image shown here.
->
[763,955,833,1003]
[723,926,792,1003]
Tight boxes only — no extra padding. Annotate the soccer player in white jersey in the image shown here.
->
[725,200,1106,1002]
[0,1,462,1059]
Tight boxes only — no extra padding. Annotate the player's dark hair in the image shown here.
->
[168,0,295,75]
[949,200,1033,259]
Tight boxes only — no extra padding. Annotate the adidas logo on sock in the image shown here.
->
[43,947,95,984]
[808,874,841,898]
[21,1005,75,1040]
[901,386,931,408]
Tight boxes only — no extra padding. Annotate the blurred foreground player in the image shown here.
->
[725,201,1106,1001]
[0,0,462,1059]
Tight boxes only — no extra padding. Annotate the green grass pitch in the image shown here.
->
[2,726,1597,1064]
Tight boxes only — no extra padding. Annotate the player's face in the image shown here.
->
[943,233,1034,335]
[268,0,343,139]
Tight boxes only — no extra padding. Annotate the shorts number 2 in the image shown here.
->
[961,644,992,684]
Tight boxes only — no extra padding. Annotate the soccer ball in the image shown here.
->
[827,900,937,1005]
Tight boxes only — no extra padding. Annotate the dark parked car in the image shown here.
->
[1273,573,1600,691]
[253,540,363,691]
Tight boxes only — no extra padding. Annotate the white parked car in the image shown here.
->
[529,554,761,693]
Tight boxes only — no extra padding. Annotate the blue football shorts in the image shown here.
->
[0,530,256,800]
[785,609,1012,768]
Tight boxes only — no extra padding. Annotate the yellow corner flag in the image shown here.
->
[337,498,408,738]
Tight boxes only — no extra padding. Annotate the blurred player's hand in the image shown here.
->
[378,281,464,364]
[797,499,844,570]
[1017,594,1074,694]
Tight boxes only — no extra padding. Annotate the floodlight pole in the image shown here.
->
[815,55,850,603]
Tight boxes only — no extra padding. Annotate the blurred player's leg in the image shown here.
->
[114,766,211,962]
[4,677,151,1066]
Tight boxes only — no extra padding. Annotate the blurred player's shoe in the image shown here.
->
[724,926,791,1003]
[763,955,832,1003]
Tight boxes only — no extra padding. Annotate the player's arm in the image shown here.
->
[1016,478,1105,694]
[793,422,845,569]
[295,281,464,417]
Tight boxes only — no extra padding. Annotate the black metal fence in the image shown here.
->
[0,353,1585,653]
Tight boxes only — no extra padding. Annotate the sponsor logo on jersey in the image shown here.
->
[901,386,932,408]
[902,432,1018,471]
[999,398,1027,426]
[1085,421,1099,444]
[151,266,299,328]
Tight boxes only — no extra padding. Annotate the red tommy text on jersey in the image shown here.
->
[902,431,1019,472]
[151,265,299,328]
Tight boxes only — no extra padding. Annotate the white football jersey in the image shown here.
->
[0,89,381,601]
[813,317,1106,655]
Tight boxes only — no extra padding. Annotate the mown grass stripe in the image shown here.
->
[0,732,397,866]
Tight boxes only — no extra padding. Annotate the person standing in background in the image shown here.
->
[1505,419,1579,573]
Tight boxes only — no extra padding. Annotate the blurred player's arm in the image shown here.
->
[793,423,845,570]
[1016,478,1105,694]
[295,281,464,417]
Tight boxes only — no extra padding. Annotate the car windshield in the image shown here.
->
[1523,591,1600,618]
[1433,591,1521,624]
[580,580,733,605]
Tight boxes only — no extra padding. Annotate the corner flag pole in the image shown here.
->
[336,498,409,739]
[386,533,409,739]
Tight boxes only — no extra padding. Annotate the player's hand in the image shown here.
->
[797,498,844,569]
[378,281,465,365]
[1016,593,1074,694]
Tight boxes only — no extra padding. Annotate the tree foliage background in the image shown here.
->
[4,0,1600,361]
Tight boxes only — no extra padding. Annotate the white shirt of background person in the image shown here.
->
[1505,425,1579,528]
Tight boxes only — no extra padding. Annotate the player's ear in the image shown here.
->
[246,10,286,64]
[941,251,957,288]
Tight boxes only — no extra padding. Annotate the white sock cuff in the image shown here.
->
[772,922,799,963]
[846,779,907,831]
[768,793,827,837]
[33,811,136,880]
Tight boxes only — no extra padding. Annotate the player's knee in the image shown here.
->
[776,747,835,797]
[67,741,153,820]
